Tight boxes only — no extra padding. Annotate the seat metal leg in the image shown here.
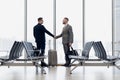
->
[69,60,77,66]
[70,64,79,74]
[70,60,82,74]
[36,65,38,74]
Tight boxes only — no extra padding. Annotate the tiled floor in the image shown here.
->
[0,66,120,80]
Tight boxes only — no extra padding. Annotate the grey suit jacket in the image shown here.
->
[56,24,73,44]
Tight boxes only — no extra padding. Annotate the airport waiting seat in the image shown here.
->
[69,41,94,74]
[13,42,23,59]
[93,41,118,67]
[0,41,23,65]
[22,41,47,60]
[22,41,47,74]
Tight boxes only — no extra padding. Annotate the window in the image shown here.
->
[27,0,54,62]
[85,0,112,58]
[114,0,120,56]
[0,0,24,56]
[56,0,83,63]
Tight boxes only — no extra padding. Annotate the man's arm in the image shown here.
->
[44,26,54,38]
[55,33,62,39]
[68,26,73,44]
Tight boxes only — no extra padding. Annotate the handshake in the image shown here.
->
[53,36,58,39]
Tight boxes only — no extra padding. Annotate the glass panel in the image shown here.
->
[56,0,83,63]
[114,0,120,56]
[0,0,24,56]
[85,0,112,58]
[27,0,53,63]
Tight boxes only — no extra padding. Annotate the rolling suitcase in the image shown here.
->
[48,40,57,66]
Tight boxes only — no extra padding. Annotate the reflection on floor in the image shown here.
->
[0,66,120,80]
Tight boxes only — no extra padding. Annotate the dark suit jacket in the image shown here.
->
[33,23,54,43]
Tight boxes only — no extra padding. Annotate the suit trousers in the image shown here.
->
[36,41,47,66]
[36,41,45,56]
[63,43,71,64]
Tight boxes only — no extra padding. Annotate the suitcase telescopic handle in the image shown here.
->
[49,40,51,50]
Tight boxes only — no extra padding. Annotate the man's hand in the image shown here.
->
[54,36,57,39]
[69,43,72,47]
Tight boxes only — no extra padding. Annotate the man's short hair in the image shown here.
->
[38,17,43,21]
[64,17,69,21]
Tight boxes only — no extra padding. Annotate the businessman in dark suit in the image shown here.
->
[55,17,74,67]
[33,17,54,67]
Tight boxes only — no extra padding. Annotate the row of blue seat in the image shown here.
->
[0,41,46,74]
[69,41,119,74]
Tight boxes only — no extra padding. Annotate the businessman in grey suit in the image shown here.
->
[55,17,74,67]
